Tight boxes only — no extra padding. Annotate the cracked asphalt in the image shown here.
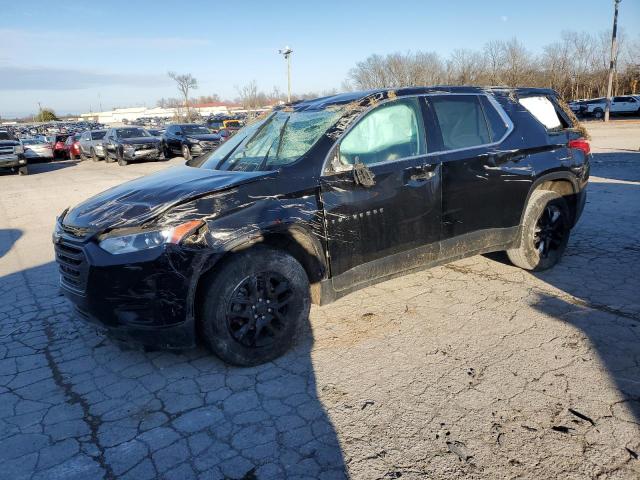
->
[1,121,639,479]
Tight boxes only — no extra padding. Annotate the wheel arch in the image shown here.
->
[194,224,328,310]
[520,171,579,226]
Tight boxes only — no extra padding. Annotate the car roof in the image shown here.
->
[288,86,559,111]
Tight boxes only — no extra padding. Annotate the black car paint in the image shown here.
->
[55,86,589,349]
[162,124,221,157]
[102,129,162,162]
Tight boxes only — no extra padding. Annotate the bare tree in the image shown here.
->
[168,71,198,120]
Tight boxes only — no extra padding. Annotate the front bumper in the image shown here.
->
[54,231,214,349]
[123,145,162,161]
[0,154,27,168]
[190,141,219,156]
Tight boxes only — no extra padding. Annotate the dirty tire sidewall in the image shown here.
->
[182,144,191,161]
[507,190,571,271]
[117,149,127,166]
[200,246,310,366]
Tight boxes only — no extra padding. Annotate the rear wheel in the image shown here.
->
[593,108,604,119]
[199,246,310,366]
[507,190,571,271]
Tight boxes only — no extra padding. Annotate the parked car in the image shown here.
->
[585,95,640,118]
[51,134,70,159]
[0,129,28,175]
[78,130,107,161]
[54,86,589,366]
[21,138,54,161]
[63,134,83,160]
[102,127,163,166]
[162,124,221,160]
[206,117,243,133]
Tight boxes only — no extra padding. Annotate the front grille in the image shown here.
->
[133,143,158,150]
[62,224,89,238]
[0,146,15,155]
[201,141,219,148]
[55,238,88,294]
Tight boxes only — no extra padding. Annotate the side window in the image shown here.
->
[431,95,490,150]
[339,98,425,166]
[479,96,509,142]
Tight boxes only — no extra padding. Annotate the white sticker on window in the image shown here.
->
[519,96,562,130]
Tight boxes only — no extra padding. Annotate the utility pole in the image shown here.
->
[279,46,293,102]
[604,0,621,122]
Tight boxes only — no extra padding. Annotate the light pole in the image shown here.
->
[279,46,293,103]
[604,0,621,122]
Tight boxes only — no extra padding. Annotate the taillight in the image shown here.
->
[568,138,590,156]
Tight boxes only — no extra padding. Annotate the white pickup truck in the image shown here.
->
[586,95,640,118]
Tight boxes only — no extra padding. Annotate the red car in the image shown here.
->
[51,134,70,159]
[63,134,83,159]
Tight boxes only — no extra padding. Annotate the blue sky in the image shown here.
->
[0,0,638,117]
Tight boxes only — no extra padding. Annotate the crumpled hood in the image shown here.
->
[187,134,221,141]
[120,137,160,145]
[63,165,271,231]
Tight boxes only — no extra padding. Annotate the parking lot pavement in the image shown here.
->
[1,126,639,480]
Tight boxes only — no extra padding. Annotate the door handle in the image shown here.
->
[409,163,436,181]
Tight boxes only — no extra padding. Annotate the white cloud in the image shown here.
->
[500,15,508,22]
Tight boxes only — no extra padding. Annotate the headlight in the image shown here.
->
[15,145,24,154]
[99,220,203,255]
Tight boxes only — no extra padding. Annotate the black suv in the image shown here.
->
[162,124,221,160]
[54,87,589,365]
[102,127,163,166]
[0,129,28,175]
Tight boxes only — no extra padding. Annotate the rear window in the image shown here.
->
[519,96,562,130]
[431,95,490,150]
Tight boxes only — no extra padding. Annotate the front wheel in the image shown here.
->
[593,108,604,119]
[116,149,128,166]
[91,148,99,162]
[507,190,571,271]
[199,246,310,366]
[18,166,29,176]
[181,144,191,161]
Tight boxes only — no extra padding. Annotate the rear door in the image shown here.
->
[320,97,441,287]
[431,94,516,239]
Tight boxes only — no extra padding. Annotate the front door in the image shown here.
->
[320,97,441,288]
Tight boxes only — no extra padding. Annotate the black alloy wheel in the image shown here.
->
[534,204,566,258]
[226,272,293,348]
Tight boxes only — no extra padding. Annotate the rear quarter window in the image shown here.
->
[519,96,562,130]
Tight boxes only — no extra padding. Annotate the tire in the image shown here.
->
[593,108,604,119]
[91,148,99,162]
[69,151,76,160]
[182,144,191,161]
[163,143,172,159]
[18,166,28,176]
[105,149,115,163]
[80,150,87,161]
[507,190,571,271]
[199,246,310,366]
[116,149,128,166]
